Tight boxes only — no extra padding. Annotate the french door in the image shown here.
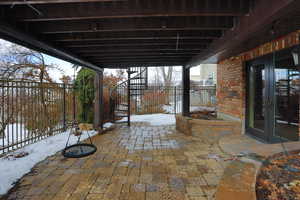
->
[246,50,299,143]
[247,55,273,141]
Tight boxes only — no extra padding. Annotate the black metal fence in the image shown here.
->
[190,85,217,108]
[0,79,75,156]
[0,79,216,156]
[130,85,216,115]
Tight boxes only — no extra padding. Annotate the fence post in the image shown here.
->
[127,70,131,126]
[63,83,66,131]
[174,86,176,114]
[182,67,190,116]
[72,85,76,121]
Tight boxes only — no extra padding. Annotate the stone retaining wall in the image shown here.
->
[176,115,241,136]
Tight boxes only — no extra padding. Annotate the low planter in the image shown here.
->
[175,114,241,136]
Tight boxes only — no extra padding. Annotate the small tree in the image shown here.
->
[60,75,72,84]
[0,44,63,137]
[160,66,174,87]
[75,68,95,123]
[103,69,125,87]
[153,67,174,104]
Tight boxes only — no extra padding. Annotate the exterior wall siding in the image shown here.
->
[217,30,300,135]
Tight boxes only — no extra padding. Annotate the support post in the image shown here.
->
[99,71,104,129]
[145,67,148,89]
[174,86,177,114]
[94,71,104,130]
[63,83,66,131]
[73,86,76,121]
[127,69,131,126]
[182,66,190,116]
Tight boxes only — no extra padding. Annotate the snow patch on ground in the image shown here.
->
[0,113,192,195]
[119,114,175,126]
[0,130,97,195]
[163,100,216,114]
[0,124,30,146]
[103,122,114,129]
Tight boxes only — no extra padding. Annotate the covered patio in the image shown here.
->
[1,0,300,200]
[3,120,228,200]
[0,0,299,125]
[4,118,300,200]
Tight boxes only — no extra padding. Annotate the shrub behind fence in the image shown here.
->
[0,79,75,156]
[130,85,216,115]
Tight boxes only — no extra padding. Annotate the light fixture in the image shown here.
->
[292,46,300,66]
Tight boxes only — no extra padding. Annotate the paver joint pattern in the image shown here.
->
[3,122,233,200]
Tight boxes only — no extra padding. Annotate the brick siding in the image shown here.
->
[217,30,300,135]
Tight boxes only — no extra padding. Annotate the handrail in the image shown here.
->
[112,67,147,92]
[109,67,148,126]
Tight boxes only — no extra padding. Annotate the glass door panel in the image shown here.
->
[247,55,271,141]
[248,65,266,131]
[274,67,299,141]
[247,49,300,143]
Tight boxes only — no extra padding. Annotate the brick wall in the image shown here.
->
[217,58,245,120]
[217,30,300,134]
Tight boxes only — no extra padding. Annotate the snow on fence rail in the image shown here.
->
[0,79,76,156]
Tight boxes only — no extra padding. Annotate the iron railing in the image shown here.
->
[0,79,76,156]
[114,85,216,115]
[190,85,217,108]
[110,67,148,125]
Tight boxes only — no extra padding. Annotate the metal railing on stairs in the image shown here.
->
[110,67,148,126]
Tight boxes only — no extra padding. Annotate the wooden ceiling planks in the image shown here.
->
[0,0,254,68]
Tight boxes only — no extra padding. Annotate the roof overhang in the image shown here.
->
[186,0,300,68]
[0,0,299,69]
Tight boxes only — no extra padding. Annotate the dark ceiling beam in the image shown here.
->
[92,56,188,60]
[45,30,223,41]
[60,39,213,46]
[80,51,202,57]
[65,42,208,48]
[0,21,103,71]
[0,0,126,5]
[55,37,216,43]
[6,0,250,22]
[86,53,198,56]
[101,62,184,68]
[186,0,300,67]
[90,55,192,60]
[27,16,233,34]
[83,52,198,58]
[98,62,187,66]
[92,60,189,65]
[67,43,207,50]
[96,58,188,63]
[39,27,229,35]
[75,48,204,53]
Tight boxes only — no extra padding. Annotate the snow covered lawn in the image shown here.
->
[0,129,100,195]
[0,124,30,147]
[163,100,216,114]
[119,114,175,126]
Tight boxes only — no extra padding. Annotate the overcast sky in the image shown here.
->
[0,39,201,82]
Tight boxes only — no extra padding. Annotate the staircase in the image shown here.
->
[110,67,148,126]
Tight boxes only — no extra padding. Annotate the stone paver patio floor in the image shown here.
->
[3,122,235,200]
